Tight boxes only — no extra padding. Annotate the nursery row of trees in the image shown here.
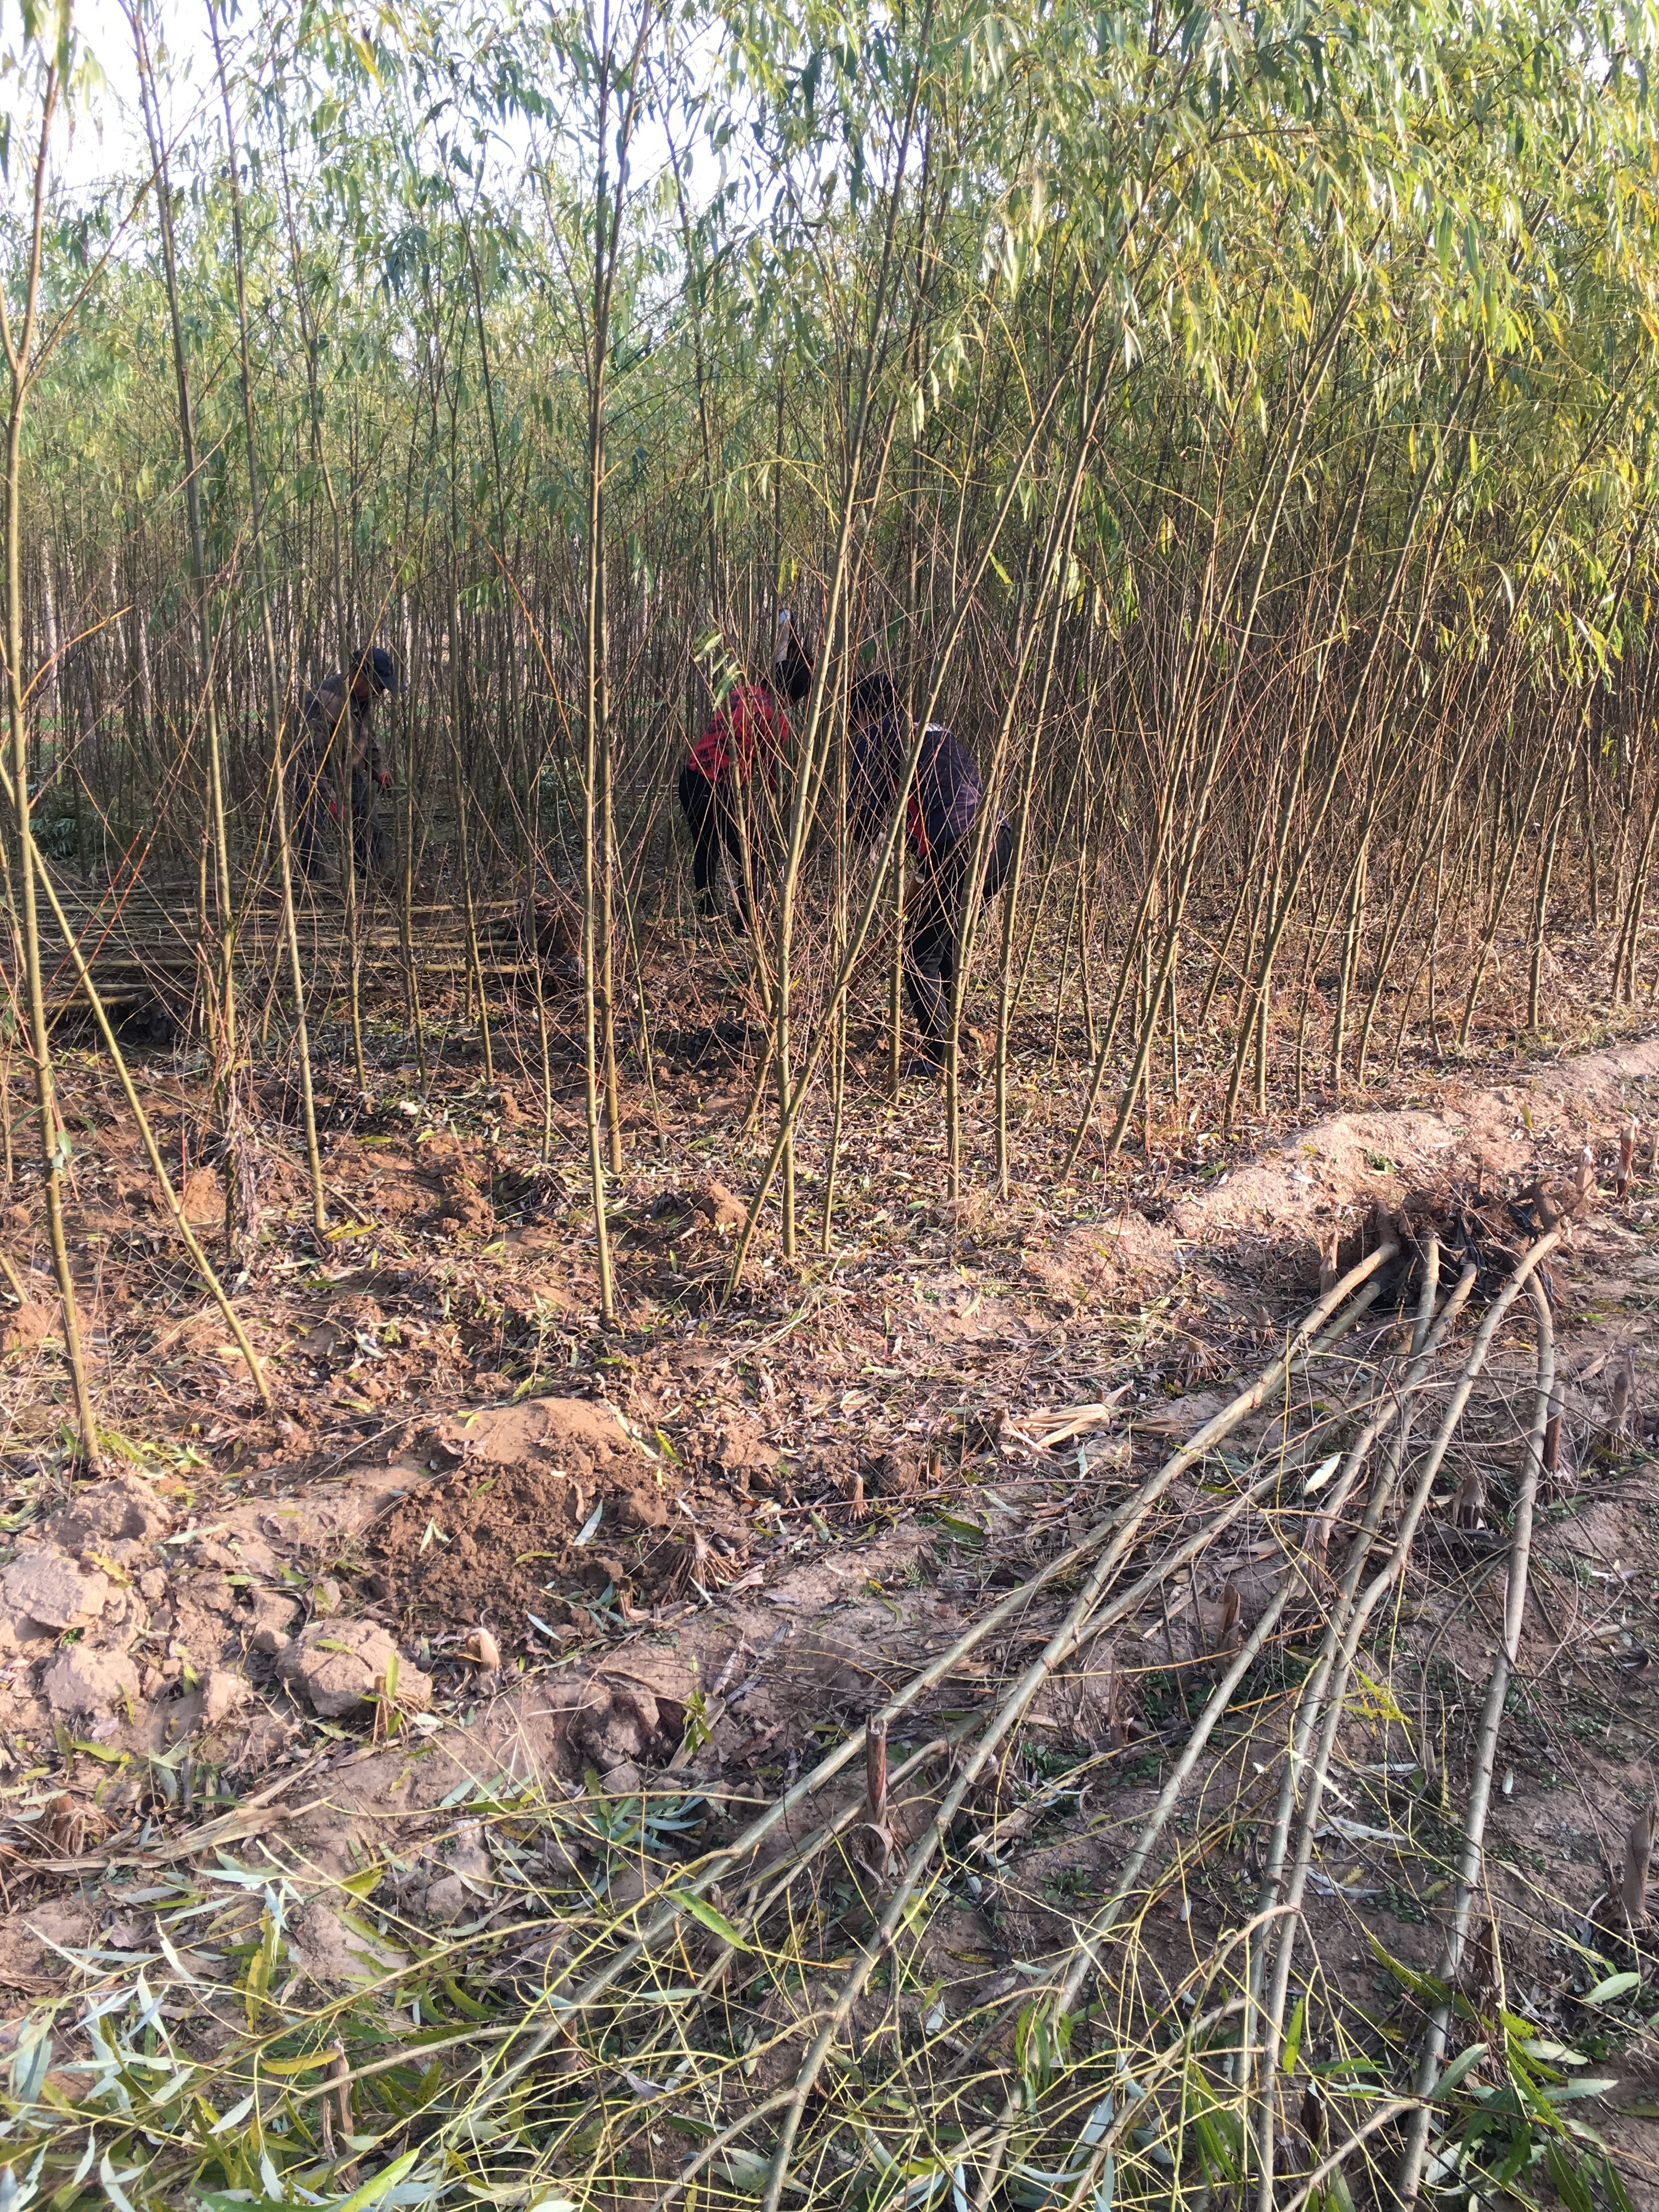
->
[5,0,1659,1378]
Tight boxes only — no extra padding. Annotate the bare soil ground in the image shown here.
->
[8,951,1659,2204]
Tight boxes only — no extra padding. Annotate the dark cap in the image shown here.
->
[849,672,895,725]
[774,633,814,705]
[351,646,406,697]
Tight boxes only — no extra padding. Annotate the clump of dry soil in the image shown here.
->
[371,1397,752,1630]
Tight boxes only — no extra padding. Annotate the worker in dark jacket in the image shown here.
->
[291,646,405,881]
[849,673,1013,1072]
[676,615,812,929]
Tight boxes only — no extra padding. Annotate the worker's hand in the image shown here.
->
[377,770,392,790]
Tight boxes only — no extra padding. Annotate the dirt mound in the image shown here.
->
[372,1397,750,1636]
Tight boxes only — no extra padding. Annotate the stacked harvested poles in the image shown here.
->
[5,884,535,1026]
[526,1231,1565,2209]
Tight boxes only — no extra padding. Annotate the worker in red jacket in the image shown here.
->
[677,618,811,929]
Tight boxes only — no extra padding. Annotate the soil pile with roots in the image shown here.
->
[1324,1171,1601,1313]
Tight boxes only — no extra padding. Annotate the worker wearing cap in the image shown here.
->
[291,646,405,881]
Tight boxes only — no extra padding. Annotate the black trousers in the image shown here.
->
[294,766,384,881]
[905,816,1014,1057]
[678,764,757,923]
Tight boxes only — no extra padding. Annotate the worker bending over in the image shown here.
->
[677,616,812,930]
[292,646,404,882]
[849,674,1012,1075]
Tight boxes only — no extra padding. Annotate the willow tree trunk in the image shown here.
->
[0,75,98,1462]
[133,3,238,1141]
[212,4,329,1248]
